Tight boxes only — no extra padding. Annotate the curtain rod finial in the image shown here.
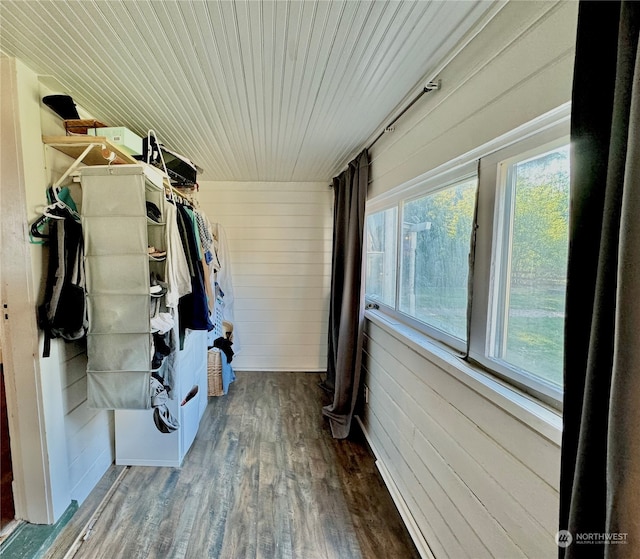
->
[424,79,441,92]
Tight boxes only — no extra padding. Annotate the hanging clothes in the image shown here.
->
[194,209,214,255]
[163,201,191,308]
[38,206,87,357]
[176,203,213,333]
[209,222,240,353]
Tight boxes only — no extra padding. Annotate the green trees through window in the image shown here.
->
[491,145,570,388]
[400,178,477,340]
[365,137,570,403]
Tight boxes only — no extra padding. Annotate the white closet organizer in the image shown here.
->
[115,328,208,467]
[77,162,208,466]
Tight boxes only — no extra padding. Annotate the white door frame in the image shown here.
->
[1,56,57,525]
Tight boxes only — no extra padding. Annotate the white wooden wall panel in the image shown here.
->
[362,400,465,559]
[234,275,330,288]
[59,345,115,504]
[362,325,559,558]
[199,181,332,371]
[363,335,532,558]
[39,82,115,507]
[368,1,578,199]
[362,2,574,557]
[366,326,560,493]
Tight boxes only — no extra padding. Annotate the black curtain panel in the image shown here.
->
[323,149,369,439]
[560,2,640,557]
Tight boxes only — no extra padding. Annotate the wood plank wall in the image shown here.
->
[198,181,333,371]
[37,85,115,509]
[361,322,560,558]
[361,2,576,557]
[41,341,114,505]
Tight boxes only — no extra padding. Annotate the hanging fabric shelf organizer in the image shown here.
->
[81,164,165,409]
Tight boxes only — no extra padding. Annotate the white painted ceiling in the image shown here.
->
[0,0,499,182]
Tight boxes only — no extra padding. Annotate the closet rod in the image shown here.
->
[366,80,441,152]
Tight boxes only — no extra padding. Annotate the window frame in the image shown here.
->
[364,106,570,410]
[366,163,479,354]
[470,130,570,408]
[365,206,399,309]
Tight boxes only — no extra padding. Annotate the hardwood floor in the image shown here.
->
[50,372,420,559]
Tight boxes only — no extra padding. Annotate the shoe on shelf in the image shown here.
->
[149,272,168,297]
[148,246,167,260]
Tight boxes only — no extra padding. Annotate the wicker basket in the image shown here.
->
[207,349,224,397]
[63,119,108,135]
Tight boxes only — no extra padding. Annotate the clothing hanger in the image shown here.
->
[31,140,118,242]
[48,185,80,221]
[29,186,80,244]
[29,213,50,244]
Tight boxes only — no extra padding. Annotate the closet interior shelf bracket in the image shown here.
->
[52,142,99,189]
[43,135,139,188]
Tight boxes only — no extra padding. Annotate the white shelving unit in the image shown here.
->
[43,136,211,467]
[114,329,208,467]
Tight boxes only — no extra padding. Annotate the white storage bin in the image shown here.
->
[87,126,143,156]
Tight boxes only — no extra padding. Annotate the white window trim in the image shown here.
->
[368,168,479,351]
[470,129,570,409]
[365,103,570,414]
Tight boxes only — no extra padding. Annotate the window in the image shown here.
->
[365,170,478,351]
[364,114,570,407]
[488,143,569,391]
[365,207,397,307]
[399,178,477,341]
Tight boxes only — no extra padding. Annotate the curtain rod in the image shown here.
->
[366,79,441,152]
[329,80,441,187]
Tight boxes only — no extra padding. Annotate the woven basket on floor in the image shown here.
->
[207,349,224,397]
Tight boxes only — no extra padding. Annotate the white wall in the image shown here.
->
[38,82,116,507]
[361,1,576,558]
[198,181,332,371]
[1,59,115,523]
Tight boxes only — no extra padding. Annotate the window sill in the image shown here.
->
[364,309,562,446]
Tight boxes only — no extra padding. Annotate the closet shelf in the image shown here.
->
[43,135,192,203]
[147,217,166,226]
[43,135,138,166]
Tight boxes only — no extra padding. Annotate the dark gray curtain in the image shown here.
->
[323,149,368,439]
[560,2,640,557]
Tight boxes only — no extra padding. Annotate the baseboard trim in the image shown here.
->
[356,416,436,559]
[232,368,326,373]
